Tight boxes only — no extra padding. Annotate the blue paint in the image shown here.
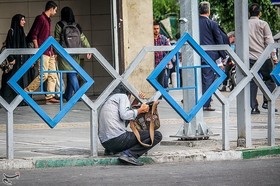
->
[147,32,226,123]
[271,62,280,86]
[8,37,94,128]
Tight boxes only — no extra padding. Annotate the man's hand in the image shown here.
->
[271,52,278,65]
[86,53,92,59]
[138,103,149,114]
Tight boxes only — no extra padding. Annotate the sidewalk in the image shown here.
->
[0,90,280,169]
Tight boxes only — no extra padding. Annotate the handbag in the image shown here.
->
[0,44,14,74]
[130,100,160,147]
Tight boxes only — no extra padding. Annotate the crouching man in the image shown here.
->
[98,84,162,166]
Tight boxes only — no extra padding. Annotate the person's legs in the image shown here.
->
[164,68,170,88]
[64,72,79,101]
[157,70,166,88]
[250,79,259,109]
[202,67,215,108]
[45,55,57,100]
[25,56,49,92]
[263,79,276,103]
[260,59,276,104]
[221,61,231,91]
[102,131,162,158]
[64,74,71,101]
[0,73,17,104]
[102,132,139,155]
[249,59,260,113]
[70,73,79,95]
[128,130,162,158]
[179,69,182,87]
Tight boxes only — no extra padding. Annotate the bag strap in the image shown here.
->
[130,100,159,147]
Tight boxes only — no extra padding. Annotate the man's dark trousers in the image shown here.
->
[250,59,276,109]
[202,62,215,107]
[102,131,162,158]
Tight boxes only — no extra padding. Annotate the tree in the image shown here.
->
[153,0,180,22]
[153,0,280,35]
[204,0,280,35]
[153,0,180,39]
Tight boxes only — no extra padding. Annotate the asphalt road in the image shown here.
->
[2,158,280,186]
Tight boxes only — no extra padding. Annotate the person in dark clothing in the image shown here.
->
[220,31,236,92]
[0,14,34,104]
[199,1,227,111]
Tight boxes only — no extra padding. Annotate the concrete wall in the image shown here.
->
[0,0,154,97]
[122,0,154,96]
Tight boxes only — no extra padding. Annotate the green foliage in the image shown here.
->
[206,0,280,35]
[153,0,280,36]
[153,0,180,22]
[153,0,180,39]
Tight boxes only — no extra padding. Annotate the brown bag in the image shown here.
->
[130,101,160,147]
[0,44,14,74]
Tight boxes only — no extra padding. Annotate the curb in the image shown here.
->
[0,146,279,170]
[35,157,154,168]
[0,159,33,170]
[240,146,280,159]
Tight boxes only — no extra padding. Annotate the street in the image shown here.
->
[2,158,280,186]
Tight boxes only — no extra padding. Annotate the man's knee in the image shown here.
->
[154,131,162,143]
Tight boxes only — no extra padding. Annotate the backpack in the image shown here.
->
[59,21,82,48]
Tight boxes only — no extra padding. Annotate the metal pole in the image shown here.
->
[173,0,208,138]
[7,110,14,159]
[90,108,98,157]
[111,0,120,73]
[235,0,252,147]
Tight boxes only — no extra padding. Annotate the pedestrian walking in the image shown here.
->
[248,3,278,114]
[199,1,227,111]
[24,1,60,105]
[0,14,34,105]
[54,6,92,101]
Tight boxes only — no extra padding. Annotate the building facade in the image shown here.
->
[0,0,154,97]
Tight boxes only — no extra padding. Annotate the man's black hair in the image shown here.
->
[199,1,210,15]
[111,84,130,96]
[45,1,57,11]
[153,21,160,26]
[249,3,261,17]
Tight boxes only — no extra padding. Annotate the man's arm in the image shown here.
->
[263,22,278,63]
[212,22,227,60]
[30,16,44,48]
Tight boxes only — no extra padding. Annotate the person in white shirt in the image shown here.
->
[98,84,162,166]
[248,3,278,114]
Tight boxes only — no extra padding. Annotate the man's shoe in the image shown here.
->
[262,103,278,112]
[251,108,260,114]
[46,98,60,105]
[203,107,215,111]
[118,153,144,166]
[262,103,268,109]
